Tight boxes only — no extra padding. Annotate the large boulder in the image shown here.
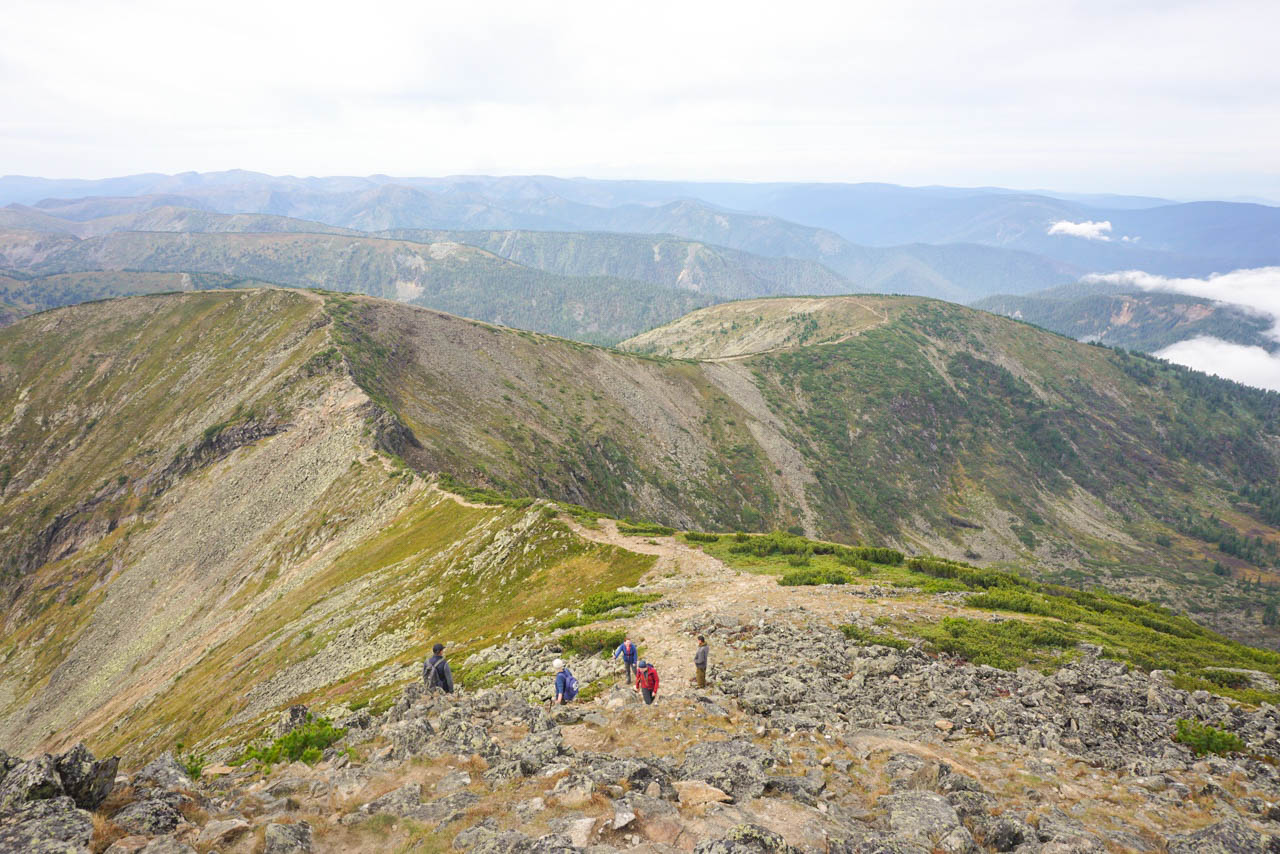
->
[875,792,962,849]
[0,796,92,853]
[511,730,565,775]
[54,743,118,810]
[111,799,182,835]
[0,749,17,790]
[273,705,311,738]
[679,740,771,802]
[1166,818,1272,854]
[356,782,422,817]
[263,821,312,854]
[131,753,192,791]
[693,824,802,854]
[0,755,64,813]
[385,718,436,759]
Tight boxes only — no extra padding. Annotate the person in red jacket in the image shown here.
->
[635,660,659,705]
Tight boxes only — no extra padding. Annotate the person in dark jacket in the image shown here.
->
[694,635,709,688]
[424,642,454,693]
[613,637,639,686]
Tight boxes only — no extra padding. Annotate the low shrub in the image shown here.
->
[914,617,1076,670]
[779,567,849,586]
[1173,719,1246,756]
[580,591,661,615]
[560,628,626,657]
[683,531,720,543]
[617,521,675,536]
[840,624,910,650]
[236,715,346,768]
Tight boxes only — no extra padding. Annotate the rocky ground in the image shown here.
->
[6,524,1280,853]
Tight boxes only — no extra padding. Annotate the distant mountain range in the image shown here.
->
[0,170,1276,352]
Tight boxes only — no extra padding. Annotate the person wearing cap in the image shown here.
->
[424,642,454,693]
[635,659,659,705]
[553,658,573,705]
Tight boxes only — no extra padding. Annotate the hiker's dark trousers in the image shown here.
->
[624,661,635,684]
[696,666,706,688]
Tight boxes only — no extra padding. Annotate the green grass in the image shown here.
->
[840,624,911,651]
[580,591,661,615]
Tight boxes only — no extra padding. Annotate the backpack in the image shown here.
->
[562,668,580,701]
[425,656,445,689]
[639,665,659,694]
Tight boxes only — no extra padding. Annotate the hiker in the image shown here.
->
[553,658,579,705]
[423,642,454,693]
[613,637,639,685]
[635,659,659,705]
[694,635,709,688]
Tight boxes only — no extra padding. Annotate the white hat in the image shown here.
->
[553,658,565,669]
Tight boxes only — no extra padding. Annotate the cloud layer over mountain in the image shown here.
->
[1085,267,1280,390]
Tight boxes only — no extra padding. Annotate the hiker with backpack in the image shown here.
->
[613,637,639,685]
[694,635,709,688]
[423,642,454,694]
[635,659,659,705]
[553,658,579,704]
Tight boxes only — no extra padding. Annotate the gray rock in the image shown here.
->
[693,824,802,854]
[385,717,437,759]
[137,839,197,854]
[274,705,311,738]
[197,817,251,845]
[976,816,1034,852]
[358,782,422,816]
[403,791,480,827]
[132,753,192,791]
[0,755,64,813]
[876,792,961,847]
[679,740,770,802]
[437,770,473,794]
[588,758,675,800]
[111,798,182,835]
[0,796,92,853]
[512,730,566,775]
[54,743,118,811]
[1166,817,1271,854]
[263,820,313,853]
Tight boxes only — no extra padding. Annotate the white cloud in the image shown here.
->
[1048,220,1113,241]
[1083,267,1280,343]
[1156,337,1280,392]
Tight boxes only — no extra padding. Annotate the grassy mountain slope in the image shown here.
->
[0,270,270,322]
[5,288,1280,762]
[974,283,1279,353]
[381,228,853,299]
[0,290,652,761]
[0,229,711,344]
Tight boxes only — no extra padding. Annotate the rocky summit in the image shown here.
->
[5,522,1280,852]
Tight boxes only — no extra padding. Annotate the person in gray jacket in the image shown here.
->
[424,642,454,693]
[694,635,709,688]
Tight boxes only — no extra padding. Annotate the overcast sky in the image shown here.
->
[2,0,1278,198]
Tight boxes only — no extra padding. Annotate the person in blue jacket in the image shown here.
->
[613,637,639,686]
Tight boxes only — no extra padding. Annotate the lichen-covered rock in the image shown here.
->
[263,821,312,854]
[0,749,17,791]
[679,740,771,802]
[1166,817,1272,854]
[385,717,436,759]
[403,791,480,827]
[0,754,64,813]
[54,743,118,810]
[875,792,961,848]
[693,824,801,854]
[0,796,92,853]
[111,798,182,835]
[131,753,192,791]
[588,757,675,800]
[357,782,422,817]
[273,705,311,738]
[511,729,566,775]
[197,817,251,845]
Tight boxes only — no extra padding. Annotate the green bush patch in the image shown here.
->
[236,715,346,769]
[560,628,626,657]
[840,624,911,651]
[581,591,661,615]
[1173,719,1246,756]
